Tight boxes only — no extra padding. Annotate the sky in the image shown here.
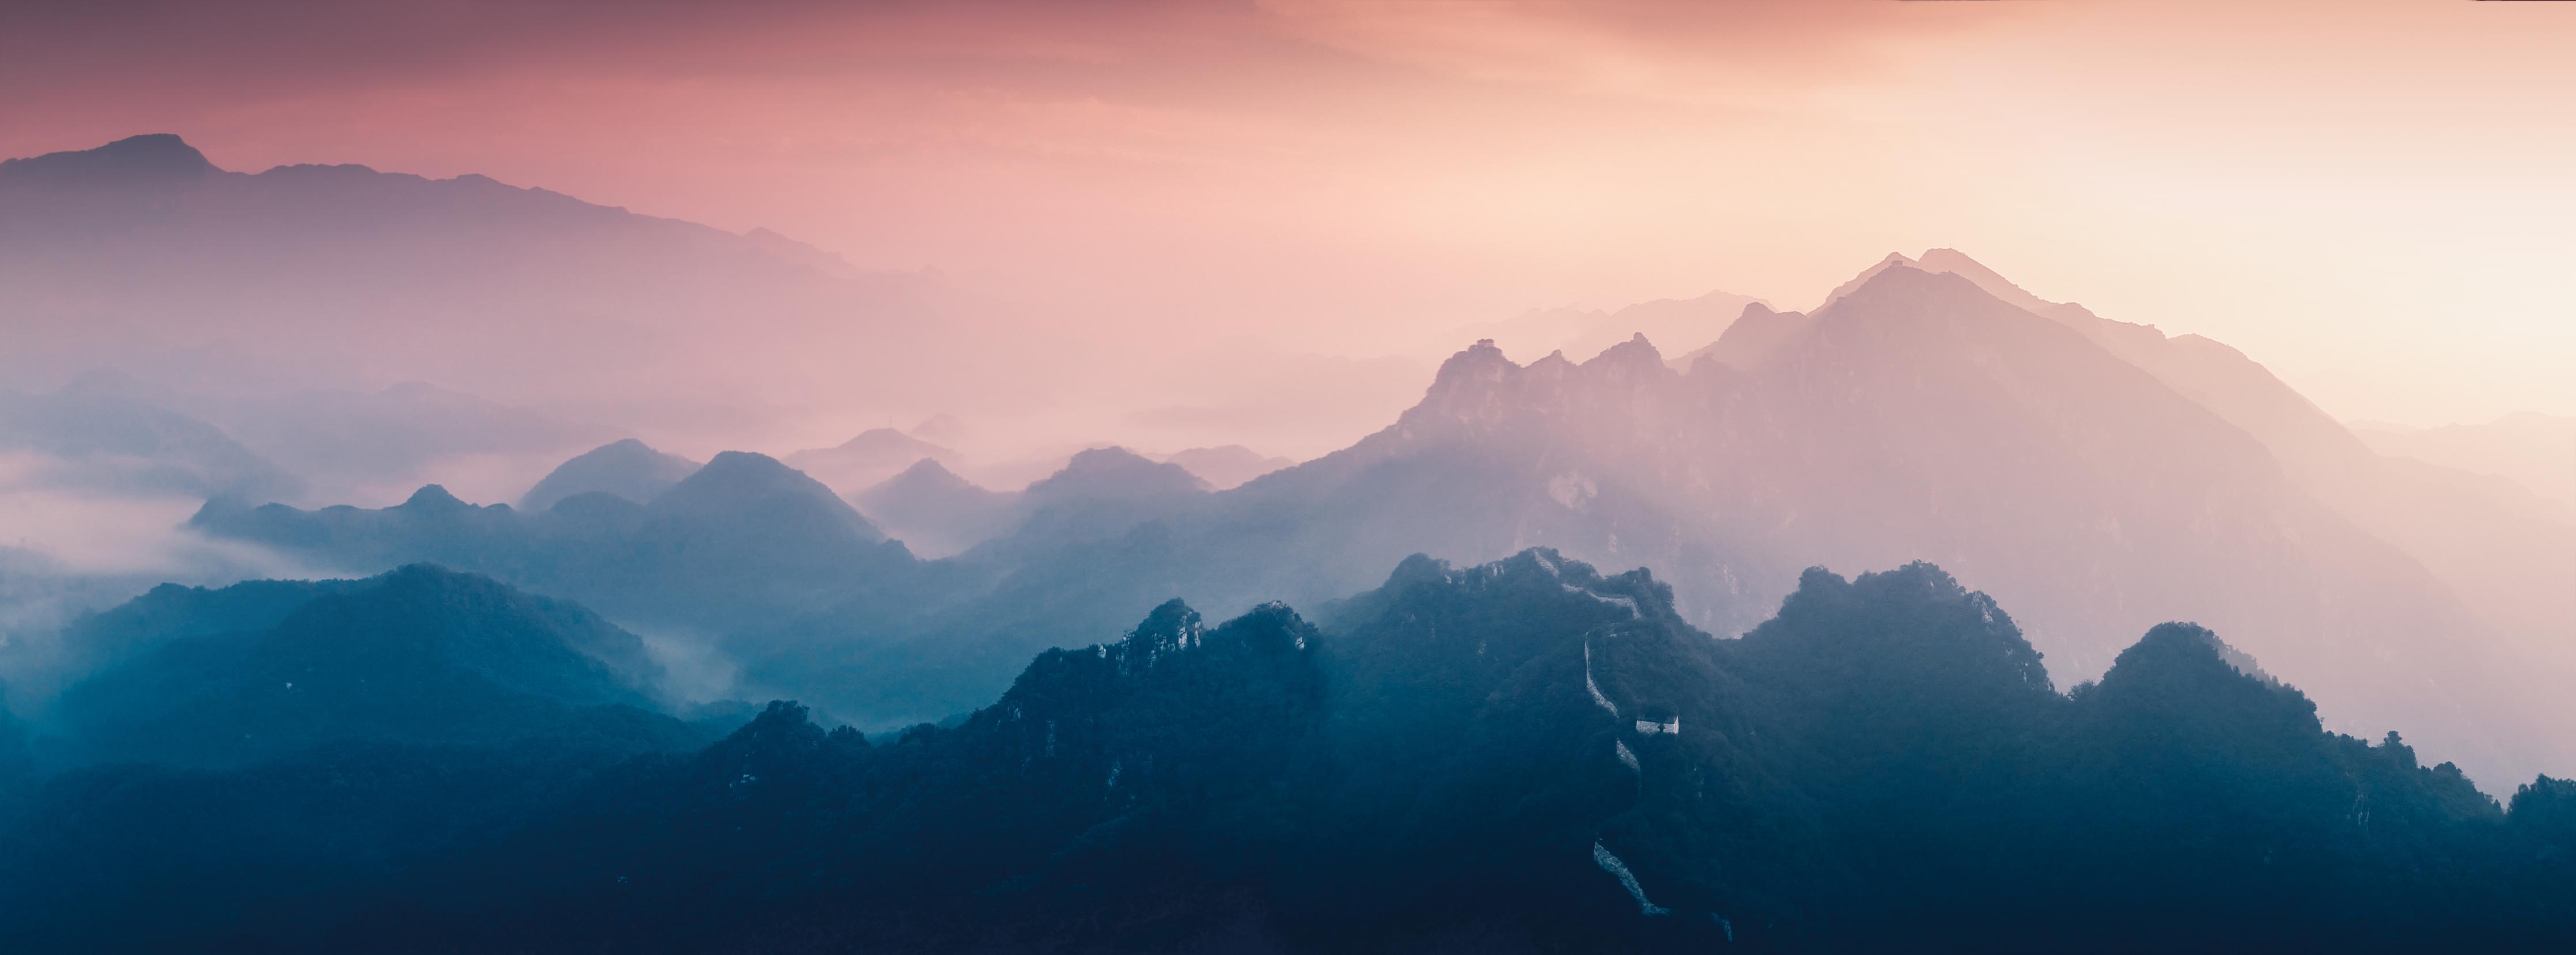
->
[5,0,2571,427]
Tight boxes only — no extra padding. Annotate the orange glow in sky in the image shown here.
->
[6,0,2569,426]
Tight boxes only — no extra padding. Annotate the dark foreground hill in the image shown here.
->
[2,551,2569,953]
[40,564,706,768]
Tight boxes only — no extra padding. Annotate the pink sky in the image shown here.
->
[6,0,2571,426]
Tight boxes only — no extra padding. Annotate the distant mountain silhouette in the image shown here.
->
[521,439,701,511]
[47,564,695,767]
[647,450,892,567]
[1878,249,2576,708]
[1450,287,1769,362]
[213,381,620,496]
[0,378,301,501]
[783,428,963,498]
[971,446,1213,556]
[0,134,973,429]
[2359,412,2576,511]
[1020,445,1209,506]
[188,453,917,632]
[1665,301,1803,371]
[1159,444,1295,490]
[851,458,1016,559]
[0,133,216,183]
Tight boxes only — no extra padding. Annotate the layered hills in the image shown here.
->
[178,257,2575,786]
[187,452,918,632]
[3,549,2567,952]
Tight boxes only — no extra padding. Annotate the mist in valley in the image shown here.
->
[5,2,2576,951]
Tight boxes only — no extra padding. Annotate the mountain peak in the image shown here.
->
[1124,598,1206,654]
[1915,247,1991,274]
[834,427,937,453]
[668,451,823,499]
[522,438,700,511]
[1434,337,1513,377]
[1584,331,1666,373]
[1028,446,1213,496]
[1824,260,1983,314]
[2123,621,2282,688]
[1065,445,1156,471]
[654,450,884,541]
[400,484,469,511]
[881,456,973,491]
[1912,248,2063,316]
[0,133,220,183]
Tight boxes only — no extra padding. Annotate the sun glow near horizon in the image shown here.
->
[2,1,2569,429]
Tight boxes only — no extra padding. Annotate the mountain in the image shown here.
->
[2358,412,2576,511]
[718,447,1219,723]
[764,262,2562,782]
[0,134,976,427]
[1160,444,1296,490]
[1016,445,1210,510]
[187,453,920,632]
[12,548,2568,952]
[1665,301,1804,372]
[646,450,878,539]
[2,577,360,713]
[1451,288,1770,362]
[0,132,215,181]
[850,458,1016,559]
[1885,249,2576,693]
[520,439,702,511]
[170,253,2573,783]
[0,378,301,501]
[211,381,622,503]
[942,446,1214,564]
[782,428,964,497]
[44,564,694,767]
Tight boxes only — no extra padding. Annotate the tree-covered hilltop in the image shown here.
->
[3,549,2570,952]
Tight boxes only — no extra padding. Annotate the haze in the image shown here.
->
[5,0,2571,437]
[9,3,2576,948]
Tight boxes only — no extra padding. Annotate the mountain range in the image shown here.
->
[0,134,1436,456]
[172,254,2576,786]
[0,134,976,437]
[1449,287,1771,363]
[783,428,965,498]
[3,549,2569,952]
[186,452,921,634]
[12,127,2575,953]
